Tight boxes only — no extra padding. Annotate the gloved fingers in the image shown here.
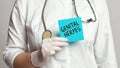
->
[49,45,62,51]
[43,45,61,54]
[52,41,69,47]
[52,37,68,42]
[41,37,68,57]
[49,51,56,55]
[42,38,51,44]
[43,47,56,56]
[41,47,55,57]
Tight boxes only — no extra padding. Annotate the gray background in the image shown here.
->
[0,0,119,68]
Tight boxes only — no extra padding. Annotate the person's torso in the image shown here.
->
[22,0,99,68]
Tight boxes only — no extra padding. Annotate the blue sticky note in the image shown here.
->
[58,17,84,43]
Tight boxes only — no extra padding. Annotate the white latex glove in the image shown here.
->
[31,37,69,67]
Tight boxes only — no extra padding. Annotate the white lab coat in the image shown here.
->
[3,0,118,68]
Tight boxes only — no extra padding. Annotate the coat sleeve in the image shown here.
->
[3,0,27,68]
[94,0,118,68]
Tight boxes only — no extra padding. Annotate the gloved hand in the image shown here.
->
[31,37,69,67]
